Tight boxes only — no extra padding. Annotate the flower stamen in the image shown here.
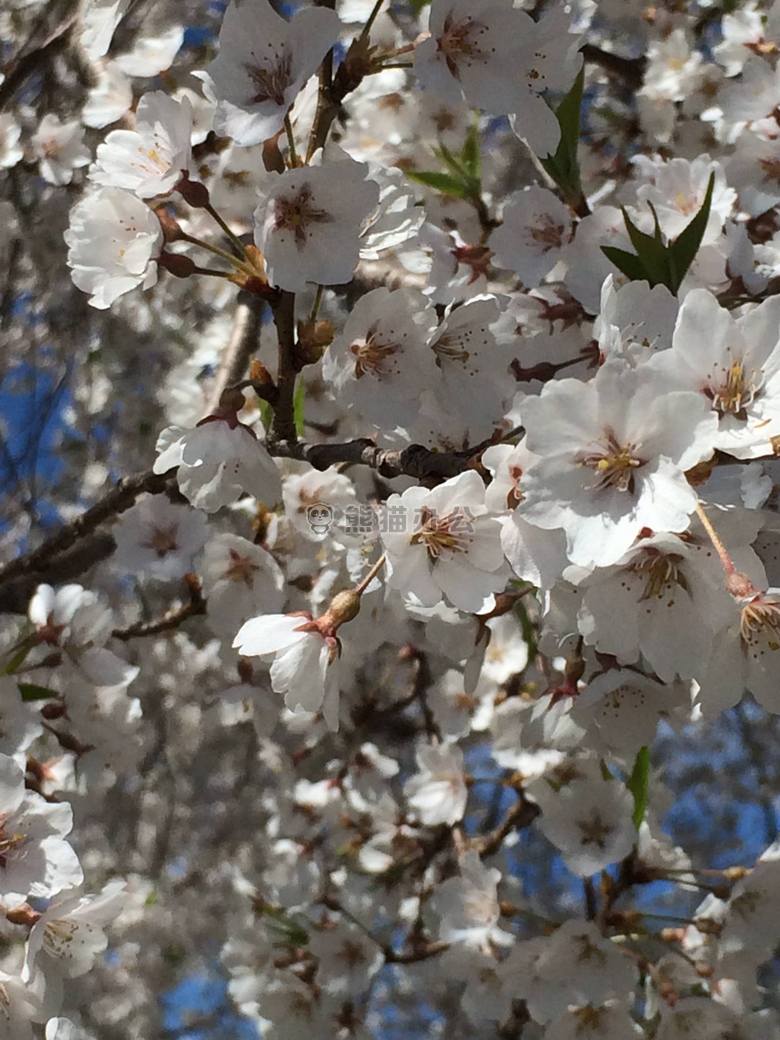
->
[580,430,643,492]
[410,507,469,559]
[707,358,761,419]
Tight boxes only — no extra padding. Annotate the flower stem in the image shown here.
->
[180,233,254,276]
[694,500,735,576]
[203,202,249,259]
[191,266,235,279]
[307,284,324,325]
[284,113,300,168]
[355,553,387,595]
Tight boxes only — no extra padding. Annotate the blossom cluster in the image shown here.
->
[2,0,780,1037]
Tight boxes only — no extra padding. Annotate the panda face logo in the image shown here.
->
[306,502,334,536]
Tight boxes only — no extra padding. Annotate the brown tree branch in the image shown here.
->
[470,794,540,857]
[269,436,481,481]
[582,44,646,90]
[0,434,501,613]
[0,471,172,589]
[112,580,206,641]
[270,291,299,442]
[0,5,78,111]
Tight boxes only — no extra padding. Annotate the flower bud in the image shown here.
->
[296,319,334,366]
[159,251,197,279]
[320,589,362,632]
[176,174,210,208]
[6,905,41,927]
[726,571,758,600]
[155,207,186,244]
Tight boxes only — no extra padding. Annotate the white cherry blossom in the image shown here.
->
[81,63,133,129]
[153,419,281,514]
[695,588,780,715]
[28,583,137,688]
[323,287,437,429]
[201,533,284,638]
[0,678,42,761]
[521,359,719,568]
[80,0,131,58]
[113,495,209,581]
[380,470,506,613]
[233,613,340,729]
[531,773,636,876]
[404,743,468,825]
[114,25,185,78]
[0,970,44,1040]
[0,114,23,169]
[0,753,83,907]
[65,189,162,310]
[506,920,639,1024]
[90,91,194,198]
[545,1002,643,1040]
[308,919,383,998]
[31,115,90,187]
[650,288,780,460]
[206,0,341,146]
[23,880,126,984]
[430,850,511,948]
[576,532,739,681]
[490,186,572,288]
[253,154,379,292]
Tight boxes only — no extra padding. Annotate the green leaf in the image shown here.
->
[627,746,651,830]
[18,682,58,702]
[600,245,652,284]
[406,169,471,199]
[620,206,671,287]
[2,641,32,676]
[602,172,716,296]
[257,398,272,433]
[409,0,431,10]
[260,905,309,946]
[667,172,715,294]
[461,123,481,180]
[512,598,538,662]
[293,379,306,438]
[434,141,469,179]
[540,67,585,206]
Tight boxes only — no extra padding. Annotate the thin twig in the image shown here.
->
[113,581,206,641]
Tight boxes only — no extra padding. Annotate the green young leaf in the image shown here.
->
[513,598,538,662]
[434,141,469,179]
[667,171,715,294]
[293,379,306,438]
[409,0,431,11]
[600,245,653,284]
[628,746,651,830]
[2,641,33,676]
[461,123,481,181]
[261,905,309,946]
[257,398,272,433]
[406,169,471,199]
[540,67,585,206]
[620,206,671,288]
[18,682,58,702]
